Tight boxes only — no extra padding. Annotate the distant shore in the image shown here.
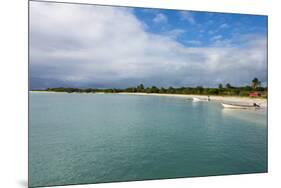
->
[30,91,267,108]
[118,92,267,108]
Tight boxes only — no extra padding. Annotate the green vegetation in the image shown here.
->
[38,78,267,98]
[252,77,261,89]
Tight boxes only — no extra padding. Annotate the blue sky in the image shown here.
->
[29,2,267,89]
[134,8,267,47]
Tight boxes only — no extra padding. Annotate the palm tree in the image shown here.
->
[252,78,261,89]
[226,83,232,89]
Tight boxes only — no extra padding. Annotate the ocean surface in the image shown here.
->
[29,92,267,187]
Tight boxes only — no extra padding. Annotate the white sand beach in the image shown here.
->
[30,91,267,108]
[119,92,267,108]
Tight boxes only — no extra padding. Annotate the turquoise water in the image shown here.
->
[29,92,267,187]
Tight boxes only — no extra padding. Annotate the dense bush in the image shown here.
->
[43,84,267,98]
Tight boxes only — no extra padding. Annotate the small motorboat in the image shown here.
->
[190,97,210,102]
[221,102,260,109]
[192,97,201,102]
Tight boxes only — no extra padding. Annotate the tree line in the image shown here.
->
[43,78,267,98]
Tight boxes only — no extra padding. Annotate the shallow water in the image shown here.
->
[29,92,267,187]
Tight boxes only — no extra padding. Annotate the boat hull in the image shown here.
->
[221,103,257,109]
[193,97,201,102]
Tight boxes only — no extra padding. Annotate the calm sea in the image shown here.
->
[29,92,267,187]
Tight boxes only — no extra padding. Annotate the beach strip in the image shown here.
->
[119,92,267,108]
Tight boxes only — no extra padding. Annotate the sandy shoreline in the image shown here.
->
[30,91,267,108]
[119,92,267,108]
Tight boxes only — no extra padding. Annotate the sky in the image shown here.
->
[29,1,267,89]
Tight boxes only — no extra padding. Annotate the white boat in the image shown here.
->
[192,97,210,102]
[221,102,260,109]
[192,97,201,102]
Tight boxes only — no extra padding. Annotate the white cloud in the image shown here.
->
[210,35,223,41]
[219,23,229,29]
[153,13,168,23]
[163,29,186,39]
[208,30,215,35]
[30,2,267,89]
[186,40,202,46]
[180,11,196,25]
